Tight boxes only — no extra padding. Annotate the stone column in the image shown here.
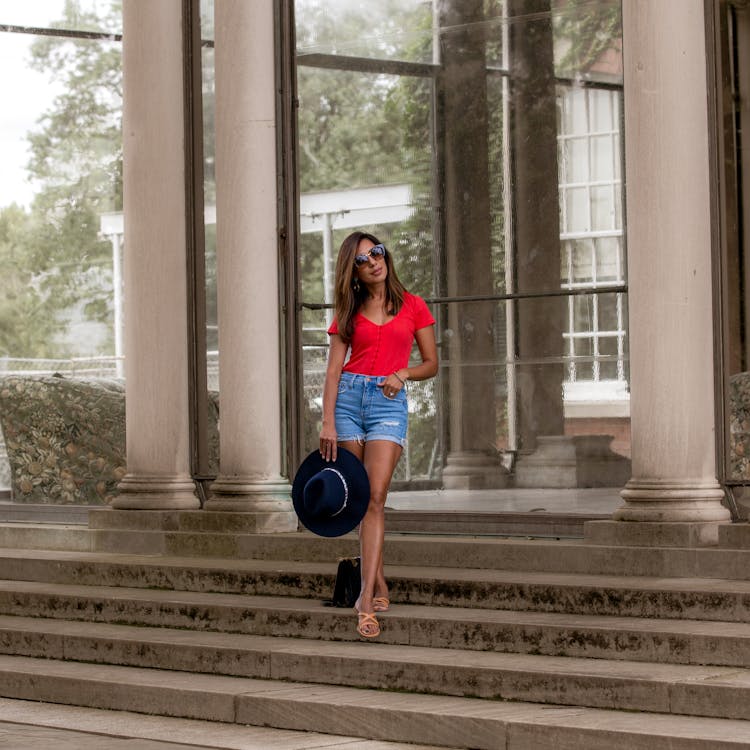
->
[506,0,579,489]
[587,0,730,545]
[438,0,508,489]
[113,0,199,509]
[507,0,565,454]
[205,0,296,530]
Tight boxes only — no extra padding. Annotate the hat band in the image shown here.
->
[321,467,349,516]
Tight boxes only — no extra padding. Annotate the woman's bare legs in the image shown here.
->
[339,439,401,635]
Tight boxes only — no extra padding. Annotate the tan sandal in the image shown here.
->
[356,611,380,638]
[373,597,390,612]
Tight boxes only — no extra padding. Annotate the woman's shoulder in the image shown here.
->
[402,290,426,307]
[400,289,435,327]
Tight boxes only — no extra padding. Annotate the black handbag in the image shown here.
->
[327,556,361,607]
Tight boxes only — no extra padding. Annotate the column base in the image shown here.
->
[584,478,732,547]
[442,451,509,490]
[615,479,730,522]
[205,475,297,532]
[112,474,200,510]
[514,435,631,488]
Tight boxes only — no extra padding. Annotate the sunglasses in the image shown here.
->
[353,244,386,267]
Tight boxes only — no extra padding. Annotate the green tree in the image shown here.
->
[554,0,622,77]
[25,1,122,352]
[0,1,122,359]
[0,204,67,357]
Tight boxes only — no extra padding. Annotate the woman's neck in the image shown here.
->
[364,280,386,300]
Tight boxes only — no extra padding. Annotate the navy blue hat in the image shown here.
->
[292,448,370,537]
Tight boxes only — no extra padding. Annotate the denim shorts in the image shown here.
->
[335,372,408,448]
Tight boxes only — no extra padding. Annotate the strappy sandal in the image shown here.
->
[356,611,380,638]
[373,597,390,612]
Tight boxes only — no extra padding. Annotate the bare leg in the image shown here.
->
[354,440,401,632]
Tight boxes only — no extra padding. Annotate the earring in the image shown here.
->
[353,279,360,293]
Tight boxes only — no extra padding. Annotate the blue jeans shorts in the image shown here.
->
[335,372,408,448]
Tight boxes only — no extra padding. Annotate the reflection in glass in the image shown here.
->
[295,0,433,64]
[294,0,628,493]
[718,1,750,486]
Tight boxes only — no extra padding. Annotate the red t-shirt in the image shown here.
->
[328,291,435,376]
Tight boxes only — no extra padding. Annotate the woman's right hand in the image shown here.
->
[320,425,338,462]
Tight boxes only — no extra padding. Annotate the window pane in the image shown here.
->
[0,26,122,367]
[0,1,121,33]
[598,294,619,331]
[574,295,594,332]
[561,87,588,135]
[293,0,629,494]
[553,0,623,85]
[295,0,434,64]
[572,239,594,282]
[562,137,589,183]
[595,237,620,282]
[591,89,615,131]
[591,185,615,230]
[566,187,589,232]
[591,135,614,181]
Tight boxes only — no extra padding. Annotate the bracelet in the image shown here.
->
[393,371,407,385]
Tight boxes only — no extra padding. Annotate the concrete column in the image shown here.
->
[588,0,729,544]
[438,0,508,489]
[507,0,565,454]
[113,0,199,510]
[205,0,296,529]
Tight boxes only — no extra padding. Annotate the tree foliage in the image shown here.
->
[0,0,121,358]
[554,0,622,78]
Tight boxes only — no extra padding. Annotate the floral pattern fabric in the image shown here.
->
[730,372,750,480]
[0,375,219,505]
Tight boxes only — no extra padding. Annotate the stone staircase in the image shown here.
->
[1,517,750,747]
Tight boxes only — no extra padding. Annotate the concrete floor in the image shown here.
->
[0,698,445,750]
[387,486,622,515]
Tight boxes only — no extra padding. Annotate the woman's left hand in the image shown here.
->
[378,373,404,399]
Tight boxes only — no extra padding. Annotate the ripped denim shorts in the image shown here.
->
[335,371,408,448]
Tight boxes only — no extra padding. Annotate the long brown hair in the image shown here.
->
[333,231,406,343]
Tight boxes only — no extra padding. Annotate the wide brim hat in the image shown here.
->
[292,447,370,537]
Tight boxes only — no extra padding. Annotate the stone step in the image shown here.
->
[1,582,749,666]
[1,547,750,622]
[0,697,447,750]
[0,503,606,537]
[1,614,750,720]
[0,523,92,552]
[89,527,750,580]
[0,654,749,749]
[384,509,607,537]
[6,524,750,580]
[0,502,92,525]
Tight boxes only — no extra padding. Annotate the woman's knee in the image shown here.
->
[367,490,388,512]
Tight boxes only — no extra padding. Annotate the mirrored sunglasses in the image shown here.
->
[353,244,386,267]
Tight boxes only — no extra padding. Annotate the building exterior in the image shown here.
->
[1,0,749,550]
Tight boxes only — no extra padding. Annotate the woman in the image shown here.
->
[320,231,438,638]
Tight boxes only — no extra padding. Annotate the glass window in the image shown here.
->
[293,0,628,498]
[0,2,123,500]
[0,3,122,375]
